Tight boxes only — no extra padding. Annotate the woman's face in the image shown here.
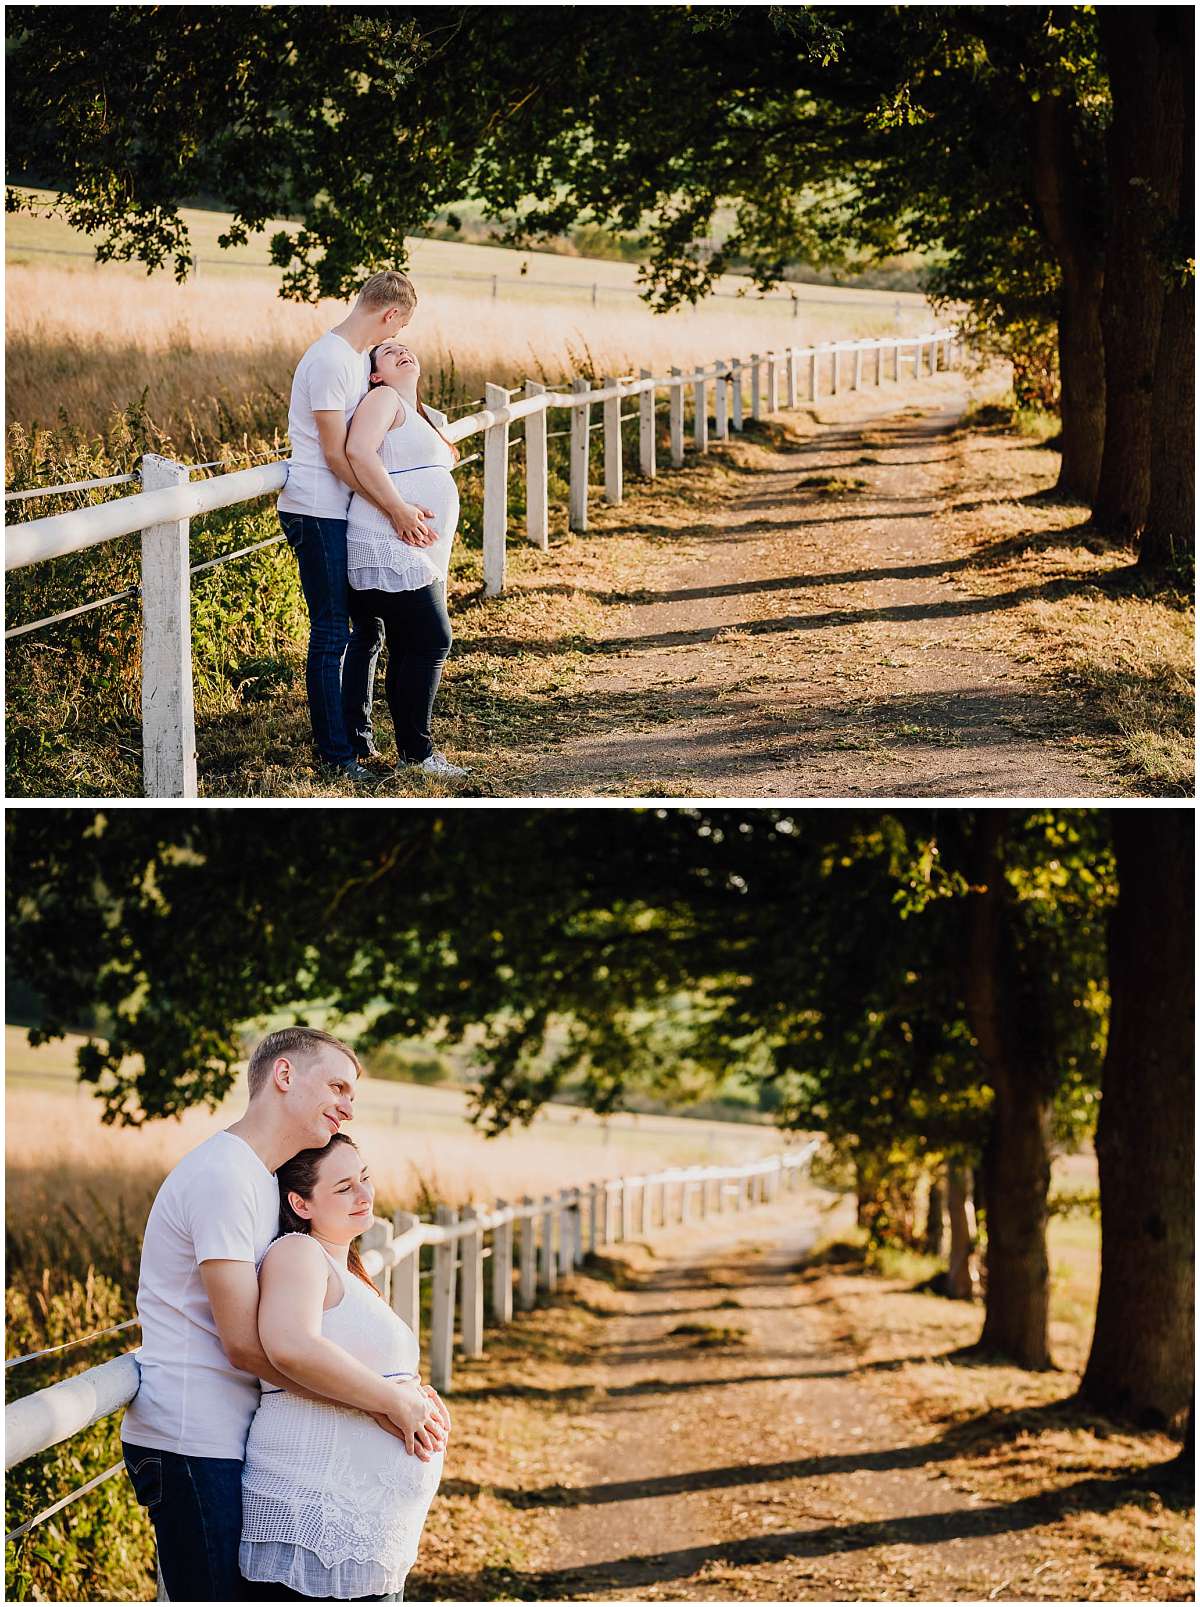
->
[372,342,421,387]
[289,1145,376,1242]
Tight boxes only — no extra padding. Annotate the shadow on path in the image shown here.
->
[417,1468,1176,1600]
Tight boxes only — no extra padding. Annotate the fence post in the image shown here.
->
[730,359,744,431]
[569,377,590,531]
[831,345,841,395]
[139,455,198,799]
[875,341,883,387]
[786,348,797,408]
[808,348,818,402]
[638,368,657,479]
[539,1194,557,1293]
[519,1196,537,1310]
[713,363,729,441]
[391,1210,421,1342]
[430,1205,458,1393]
[894,339,901,382]
[692,373,708,453]
[669,368,685,467]
[524,380,549,550]
[482,382,510,596]
[767,352,779,413]
[637,1178,649,1236]
[750,354,762,421]
[588,1181,601,1253]
[602,376,623,506]
[558,1188,573,1277]
[360,1217,392,1302]
[852,344,863,391]
[915,338,924,381]
[491,1199,513,1324]
[460,1205,484,1359]
[622,1178,636,1239]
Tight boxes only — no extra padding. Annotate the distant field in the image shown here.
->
[4,1027,787,1230]
[6,190,935,441]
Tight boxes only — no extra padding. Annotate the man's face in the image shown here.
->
[287,1045,358,1148]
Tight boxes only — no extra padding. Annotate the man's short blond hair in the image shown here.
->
[357,270,417,314]
[246,1026,362,1098]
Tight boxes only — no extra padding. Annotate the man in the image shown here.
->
[277,272,435,784]
[121,1026,448,1600]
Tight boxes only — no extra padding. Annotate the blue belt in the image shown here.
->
[261,1369,418,1396]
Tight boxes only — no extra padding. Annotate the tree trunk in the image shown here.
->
[1093,10,1186,537]
[1079,813,1194,1432]
[963,811,1054,1369]
[979,1075,1053,1364]
[924,1172,946,1257]
[1141,12,1194,574]
[1029,93,1107,501]
[946,1161,981,1301]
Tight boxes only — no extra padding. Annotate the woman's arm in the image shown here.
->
[345,389,437,547]
[255,1238,446,1456]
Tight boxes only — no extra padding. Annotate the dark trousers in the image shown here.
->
[280,513,384,765]
[346,583,452,763]
[124,1440,243,1602]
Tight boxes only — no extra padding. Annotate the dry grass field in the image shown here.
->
[4,1026,783,1238]
[6,190,934,442]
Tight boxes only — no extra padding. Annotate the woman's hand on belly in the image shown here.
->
[390,499,438,547]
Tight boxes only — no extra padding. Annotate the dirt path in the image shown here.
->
[517,1199,1050,1601]
[512,374,1119,797]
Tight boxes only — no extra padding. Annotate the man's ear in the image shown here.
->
[272,1056,293,1093]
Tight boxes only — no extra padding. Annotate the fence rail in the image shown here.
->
[5,329,961,795]
[5,1143,817,1556]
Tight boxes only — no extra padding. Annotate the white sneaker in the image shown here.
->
[410,750,471,778]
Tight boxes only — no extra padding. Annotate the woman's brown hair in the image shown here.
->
[368,344,460,463]
[276,1133,382,1298]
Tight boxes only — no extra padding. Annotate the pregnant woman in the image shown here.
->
[240,1136,448,1601]
[343,342,468,780]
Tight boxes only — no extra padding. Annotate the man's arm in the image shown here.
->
[200,1259,332,1394]
[314,409,367,499]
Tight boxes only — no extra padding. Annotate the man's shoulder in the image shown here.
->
[159,1132,263,1196]
[298,331,362,374]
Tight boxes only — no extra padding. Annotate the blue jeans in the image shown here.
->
[280,514,384,764]
[124,1440,244,1601]
[347,583,452,762]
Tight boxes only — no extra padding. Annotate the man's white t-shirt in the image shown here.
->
[121,1131,280,1459]
[277,331,371,519]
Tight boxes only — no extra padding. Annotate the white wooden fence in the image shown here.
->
[5,1143,817,1568]
[5,330,962,796]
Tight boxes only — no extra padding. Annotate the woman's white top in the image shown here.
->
[240,1235,443,1599]
[346,399,459,593]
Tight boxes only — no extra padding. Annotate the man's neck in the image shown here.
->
[330,310,378,354]
[226,1108,303,1174]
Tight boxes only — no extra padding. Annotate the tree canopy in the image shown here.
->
[4,807,1106,1135]
[7,6,1190,557]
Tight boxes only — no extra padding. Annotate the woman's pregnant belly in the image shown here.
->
[245,1395,445,1501]
[394,467,459,545]
[348,468,458,543]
